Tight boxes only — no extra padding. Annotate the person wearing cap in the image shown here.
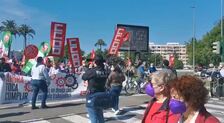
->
[0,57,11,72]
[31,57,51,109]
[82,55,109,123]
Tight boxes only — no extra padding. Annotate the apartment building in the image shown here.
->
[149,42,188,65]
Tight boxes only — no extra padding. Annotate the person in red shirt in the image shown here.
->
[169,75,220,123]
[142,70,180,123]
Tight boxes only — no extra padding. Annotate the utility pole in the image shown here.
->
[221,0,224,62]
[192,6,196,71]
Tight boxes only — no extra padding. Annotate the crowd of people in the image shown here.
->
[0,55,221,123]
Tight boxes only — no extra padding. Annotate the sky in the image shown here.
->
[0,0,221,53]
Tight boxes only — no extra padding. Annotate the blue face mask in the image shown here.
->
[169,99,187,114]
[145,83,155,97]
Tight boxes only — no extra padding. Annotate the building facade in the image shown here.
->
[149,42,188,65]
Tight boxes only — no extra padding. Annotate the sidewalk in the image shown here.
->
[0,98,86,110]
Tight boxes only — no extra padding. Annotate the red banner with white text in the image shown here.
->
[67,38,82,68]
[49,22,66,57]
[108,28,128,55]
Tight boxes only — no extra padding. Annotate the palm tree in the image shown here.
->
[94,39,106,51]
[18,24,35,48]
[0,20,19,57]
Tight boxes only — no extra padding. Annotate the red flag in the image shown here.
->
[90,49,95,60]
[169,54,175,67]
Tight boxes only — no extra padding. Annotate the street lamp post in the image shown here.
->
[192,6,196,71]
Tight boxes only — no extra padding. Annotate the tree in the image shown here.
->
[174,59,184,69]
[0,20,19,57]
[18,24,35,48]
[147,53,163,67]
[186,19,223,67]
[94,39,106,51]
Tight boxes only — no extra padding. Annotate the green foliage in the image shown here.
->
[186,20,223,67]
[174,59,184,69]
[18,24,35,48]
[94,39,106,51]
[147,53,163,67]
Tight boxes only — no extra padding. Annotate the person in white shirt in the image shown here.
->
[49,62,60,76]
[31,57,51,109]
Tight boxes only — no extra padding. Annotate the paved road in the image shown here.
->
[0,93,224,123]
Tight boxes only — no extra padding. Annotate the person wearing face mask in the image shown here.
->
[142,70,179,123]
[169,75,220,123]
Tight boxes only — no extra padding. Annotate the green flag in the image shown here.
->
[0,31,12,57]
[22,41,51,74]
[2,31,12,48]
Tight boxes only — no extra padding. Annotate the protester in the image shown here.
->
[82,55,109,123]
[49,62,60,76]
[31,57,51,109]
[136,61,146,93]
[148,63,157,73]
[142,70,179,123]
[218,63,224,97]
[0,57,12,72]
[168,75,220,123]
[11,59,21,74]
[106,64,125,115]
[162,59,177,77]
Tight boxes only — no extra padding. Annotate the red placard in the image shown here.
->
[49,22,66,57]
[169,54,175,67]
[67,38,82,68]
[108,28,127,55]
[24,45,38,59]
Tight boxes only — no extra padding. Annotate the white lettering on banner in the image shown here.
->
[109,28,126,55]
[67,38,82,68]
[54,24,63,33]
[50,22,66,57]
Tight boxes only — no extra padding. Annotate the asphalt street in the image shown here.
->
[0,93,224,123]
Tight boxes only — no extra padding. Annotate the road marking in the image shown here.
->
[104,110,142,123]
[205,103,224,110]
[61,115,90,123]
[21,118,49,123]
[29,121,50,123]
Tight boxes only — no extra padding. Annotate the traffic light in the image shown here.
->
[212,41,220,54]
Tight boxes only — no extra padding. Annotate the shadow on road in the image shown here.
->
[0,111,29,119]
[0,121,21,123]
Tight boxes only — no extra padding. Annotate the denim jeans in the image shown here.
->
[110,85,122,111]
[31,80,48,107]
[86,97,104,123]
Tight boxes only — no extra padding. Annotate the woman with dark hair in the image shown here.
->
[169,75,220,123]
[106,65,125,115]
